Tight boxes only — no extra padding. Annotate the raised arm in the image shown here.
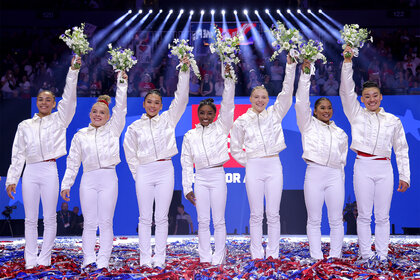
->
[109,71,128,136]
[339,47,362,123]
[295,61,312,133]
[216,65,235,133]
[6,124,26,188]
[392,119,410,188]
[181,134,194,198]
[123,126,140,181]
[230,120,247,167]
[61,134,82,192]
[273,57,297,119]
[57,57,81,128]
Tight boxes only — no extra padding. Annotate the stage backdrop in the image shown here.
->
[1,95,419,236]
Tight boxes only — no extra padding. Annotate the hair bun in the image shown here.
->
[97,95,111,105]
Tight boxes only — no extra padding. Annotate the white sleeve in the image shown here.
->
[295,71,312,133]
[6,124,27,186]
[230,120,247,167]
[181,134,194,198]
[109,72,128,136]
[123,125,140,181]
[392,119,410,185]
[61,134,82,191]
[272,62,297,119]
[56,67,79,128]
[216,78,235,133]
[339,62,362,123]
[166,70,190,126]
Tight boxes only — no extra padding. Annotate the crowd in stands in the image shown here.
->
[1,27,419,100]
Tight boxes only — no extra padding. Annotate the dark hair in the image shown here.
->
[144,89,162,102]
[198,98,216,113]
[313,97,332,117]
[37,90,56,101]
[178,204,184,209]
[362,81,379,90]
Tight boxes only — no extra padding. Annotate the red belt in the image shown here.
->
[157,159,170,162]
[43,159,56,162]
[357,151,389,160]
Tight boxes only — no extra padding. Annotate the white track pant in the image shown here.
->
[354,158,393,259]
[80,168,118,269]
[304,162,344,259]
[245,157,283,259]
[22,161,59,268]
[135,160,174,266]
[195,167,227,264]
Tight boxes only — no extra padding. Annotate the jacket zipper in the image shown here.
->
[372,114,380,154]
[150,119,159,159]
[201,127,210,166]
[257,115,268,155]
[326,126,332,166]
[39,118,45,160]
[95,129,102,168]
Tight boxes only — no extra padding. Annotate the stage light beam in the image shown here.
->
[319,9,323,13]
[254,10,259,15]
[265,9,269,14]
[190,10,194,15]
[211,9,215,15]
[221,10,225,15]
[307,9,312,13]
[138,9,142,14]
[244,9,248,15]
[201,10,204,15]
[234,10,237,15]
[128,10,132,14]
[297,9,301,14]
[287,9,291,13]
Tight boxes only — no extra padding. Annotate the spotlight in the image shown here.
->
[297,9,301,13]
[201,10,204,15]
[190,10,194,15]
[149,9,153,14]
[169,9,173,14]
[138,9,143,14]
[180,9,184,14]
[319,9,323,13]
[254,10,258,15]
[307,9,311,13]
[276,9,281,14]
[211,9,215,15]
[221,9,225,15]
[287,9,291,13]
[265,9,269,14]
[159,9,162,13]
[128,10,132,14]
[234,10,237,15]
[243,9,248,15]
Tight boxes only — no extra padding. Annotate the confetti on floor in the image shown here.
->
[0,235,419,279]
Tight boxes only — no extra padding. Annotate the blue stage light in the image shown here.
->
[265,9,269,14]
[234,10,237,15]
[297,9,301,14]
[243,9,248,15]
[307,9,311,13]
[211,9,215,15]
[128,10,132,14]
[287,9,291,13]
[201,10,204,15]
[138,9,142,14]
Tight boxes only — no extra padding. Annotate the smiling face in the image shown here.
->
[314,99,333,124]
[143,93,162,118]
[250,88,269,114]
[198,105,216,127]
[36,91,56,117]
[361,86,382,113]
[89,103,110,128]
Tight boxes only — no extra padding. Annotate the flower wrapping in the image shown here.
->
[107,44,137,82]
[270,21,303,62]
[209,26,242,82]
[298,40,327,75]
[168,38,201,79]
[59,23,93,69]
[338,24,373,58]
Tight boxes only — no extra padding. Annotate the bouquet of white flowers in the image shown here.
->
[209,26,242,82]
[339,24,373,58]
[168,38,201,80]
[298,40,327,75]
[107,44,137,83]
[270,21,303,62]
[59,23,93,69]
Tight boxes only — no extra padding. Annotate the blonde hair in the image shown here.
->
[93,95,111,113]
[250,85,268,96]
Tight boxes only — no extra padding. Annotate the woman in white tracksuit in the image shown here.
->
[6,57,80,269]
[60,72,128,269]
[230,55,296,259]
[340,46,410,261]
[181,66,235,265]
[295,60,348,260]
[123,62,190,268]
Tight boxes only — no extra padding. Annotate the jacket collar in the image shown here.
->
[364,107,386,116]
[195,122,215,129]
[141,113,160,122]
[312,116,336,128]
[246,107,268,119]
